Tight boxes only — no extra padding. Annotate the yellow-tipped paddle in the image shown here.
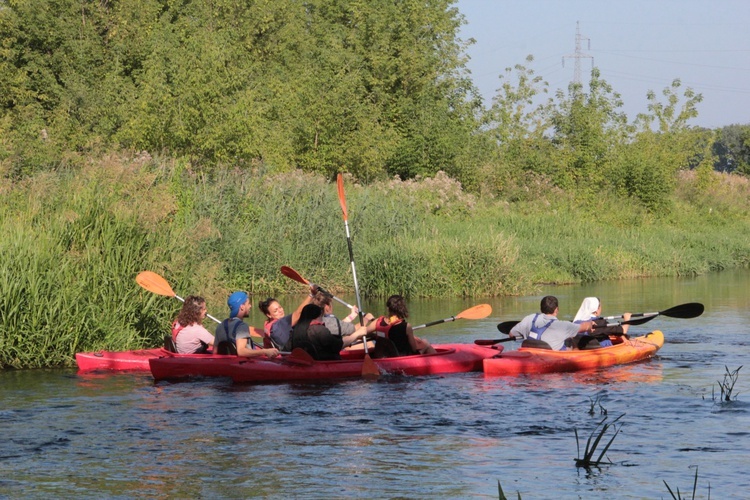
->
[135,271,222,324]
[412,304,492,330]
[336,173,378,379]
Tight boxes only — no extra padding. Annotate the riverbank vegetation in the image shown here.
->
[1,1,749,367]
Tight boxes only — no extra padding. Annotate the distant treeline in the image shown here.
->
[1,1,749,211]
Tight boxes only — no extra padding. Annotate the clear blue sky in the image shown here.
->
[456,0,750,129]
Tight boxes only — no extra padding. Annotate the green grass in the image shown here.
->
[1,154,749,368]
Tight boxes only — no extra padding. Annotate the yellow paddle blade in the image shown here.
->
[136,271,176,297]
[456,304,492,320]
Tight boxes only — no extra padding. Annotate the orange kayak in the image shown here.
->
[483,331,664,376]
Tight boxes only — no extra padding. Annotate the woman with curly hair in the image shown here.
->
[172,295,215,354]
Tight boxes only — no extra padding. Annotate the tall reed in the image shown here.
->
[1,154,749,368]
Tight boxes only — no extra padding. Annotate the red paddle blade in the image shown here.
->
[362,354,379,379]
[280,266,309,285]
[136,271,176,297]
[284,348,315,366]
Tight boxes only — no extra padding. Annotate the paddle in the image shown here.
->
[473,320,522,345]
[280,265,358,311]
[282,347,315,366]
[136,271,222,324]
[136,271,265,345]
[412,304,493,330]
[477,303,705,346]
[474,337,518,346]
[602,302,704,326]
[337,173,378,379]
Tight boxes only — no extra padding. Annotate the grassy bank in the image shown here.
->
[1,155,748,368]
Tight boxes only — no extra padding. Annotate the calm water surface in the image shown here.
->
[2,270,750,499]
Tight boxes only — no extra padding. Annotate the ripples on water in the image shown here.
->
[2,275,750,499]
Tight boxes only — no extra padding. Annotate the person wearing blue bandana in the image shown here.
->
[214,291,280,358]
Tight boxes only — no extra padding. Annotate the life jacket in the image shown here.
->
[374,316,413,355]
[171,320,185,341]
[263,318,277,337]
[528,314,555,341]
[264,318,285,349]
[221,318,254,348]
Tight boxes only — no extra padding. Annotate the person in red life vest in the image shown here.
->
[172,296,215,354]
[214,291,280,358]
[287,304,367,360]
[366,294,436,356]
[259,286,317,350]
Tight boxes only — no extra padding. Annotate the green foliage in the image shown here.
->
[550,69,629,194]
[0,0,478,181]
[713,124,750,174]
[1,155,750,368]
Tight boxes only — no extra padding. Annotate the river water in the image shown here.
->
[2,270,749,499]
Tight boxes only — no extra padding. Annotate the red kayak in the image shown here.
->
[75,327,267,373]
[76,348,167,372]
[483,331,664,376]
[148,343,503,383]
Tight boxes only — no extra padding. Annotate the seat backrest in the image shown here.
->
[164,334,178,353]
[371,337,400,359]
[215,340,237,355]
[521,338,553,350]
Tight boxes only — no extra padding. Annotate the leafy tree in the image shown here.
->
[616,79,704,213]
[713,124,750,174]
[480,56,559,196]
[550,68,628,193]
[1,0,482,181]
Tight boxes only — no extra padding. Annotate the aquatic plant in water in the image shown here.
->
[574,413,625,469]
[587,395,608,416]
[497,480,522,500]
[663,465,710,499]
[712,365,742,402]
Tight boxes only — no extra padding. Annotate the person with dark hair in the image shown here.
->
[214,291,280,358]
[259,285,317,349]
[287,304,367,360]
[573,297,631,348]
[509,295,593,351]
[366,294,436,356]
[310,290,373,338]
[172,296,215,354]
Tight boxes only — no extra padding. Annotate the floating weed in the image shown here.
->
[574,413,625,469]
[663,465,710,500]
[588,395,608,416]
[712,365,742,402]
[497,480,521,500]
